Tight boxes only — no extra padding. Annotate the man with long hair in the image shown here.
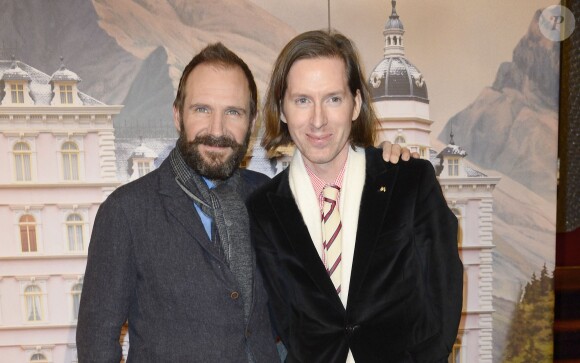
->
[249,30,463,362]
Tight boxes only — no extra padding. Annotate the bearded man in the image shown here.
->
[76,43,280,363]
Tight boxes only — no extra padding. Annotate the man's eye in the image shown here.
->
[226,109,241,116]
[194,107,209,113]
[295,97,309,105]
[329,96,341,103]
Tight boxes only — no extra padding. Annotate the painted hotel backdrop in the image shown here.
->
[0,0,559,362]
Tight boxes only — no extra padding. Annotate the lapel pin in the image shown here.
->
[379,186,387,192]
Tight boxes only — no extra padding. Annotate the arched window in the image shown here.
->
[30,353,48,362]
[387,37,392,46]
[24,285,43,322]
[14,142,32,181]
[19,214,37,252]
[72,283,83,320]
[394,135,406,145]
[62,141,79,180]
[66,213,84,251]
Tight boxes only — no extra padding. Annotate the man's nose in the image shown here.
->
[311,103,327,129]
[208,114,225,136]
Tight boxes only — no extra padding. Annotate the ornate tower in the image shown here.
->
[369,0,432,158]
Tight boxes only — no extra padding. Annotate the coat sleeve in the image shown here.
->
[412,161,463,360]
[76,193,137,362]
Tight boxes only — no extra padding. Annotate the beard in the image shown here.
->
[177,127,251,180]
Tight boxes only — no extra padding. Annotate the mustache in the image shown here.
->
[190,134,241,149]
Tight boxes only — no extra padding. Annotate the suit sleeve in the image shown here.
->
[76,194,137,362]
[412,161,463,359]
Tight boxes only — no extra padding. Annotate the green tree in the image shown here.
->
[503,268,554,363]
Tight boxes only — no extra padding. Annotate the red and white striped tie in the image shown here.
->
[322,185,342,294]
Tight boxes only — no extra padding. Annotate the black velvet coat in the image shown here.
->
[247,148,463,363]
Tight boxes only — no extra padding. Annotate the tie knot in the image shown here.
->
[323,185,340,202]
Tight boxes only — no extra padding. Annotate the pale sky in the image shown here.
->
[249,0,558,137]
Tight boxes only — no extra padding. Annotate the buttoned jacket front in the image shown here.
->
[248,147,463,363]
[77,157,279,363]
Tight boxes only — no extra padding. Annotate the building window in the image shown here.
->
[394,135,406,145]
[30,353,49,362]
[66,214,84,251]
[14,142,32,181]
[24,285,43,322]
[72,283,83,320]
[447,158,459,176]
[137,161,151,177]
[60,84,73,104]
[62,141,79,180]
[20,214,38,252]
[11,83,25,103]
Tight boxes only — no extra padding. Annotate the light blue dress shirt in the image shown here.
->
[193,177,215,239]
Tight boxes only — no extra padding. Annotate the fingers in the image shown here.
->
[401,147,411,161]
[380,142,419,163]
[389,144,402,163]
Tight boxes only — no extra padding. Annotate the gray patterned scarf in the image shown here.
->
[169,147,254,326]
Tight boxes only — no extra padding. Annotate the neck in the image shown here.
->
[303,143,350,184]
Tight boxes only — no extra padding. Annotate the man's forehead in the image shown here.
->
[185,63,250,103]
[285,57,349,91]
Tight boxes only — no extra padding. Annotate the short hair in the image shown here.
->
[262,30,377,151]
[173,42,258,122]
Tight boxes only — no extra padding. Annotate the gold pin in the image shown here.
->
[379,186,386,192]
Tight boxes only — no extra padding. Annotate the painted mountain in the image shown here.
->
[438,10,558,361]
[93,0,296,138]
[439,9,559,202]
[0,0,296,138]
[0,0,141,105]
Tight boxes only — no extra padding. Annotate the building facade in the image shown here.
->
[369,2,500,362]
[0,57,122,363]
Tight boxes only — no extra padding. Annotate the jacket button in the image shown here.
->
[230,291,239,300]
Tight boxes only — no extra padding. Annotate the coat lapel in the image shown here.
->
[157,161,226,264]
[347,150,399,306]
[267,173,345,311]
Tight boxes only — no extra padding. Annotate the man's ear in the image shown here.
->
[173,106,181,132]
[352,89,362,121]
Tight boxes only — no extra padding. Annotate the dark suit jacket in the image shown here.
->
[76,157,279,362]
[247,148,463,363]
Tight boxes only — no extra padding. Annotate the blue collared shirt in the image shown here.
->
[193,177,215,239]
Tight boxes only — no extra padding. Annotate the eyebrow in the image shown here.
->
[285,90,348,98]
